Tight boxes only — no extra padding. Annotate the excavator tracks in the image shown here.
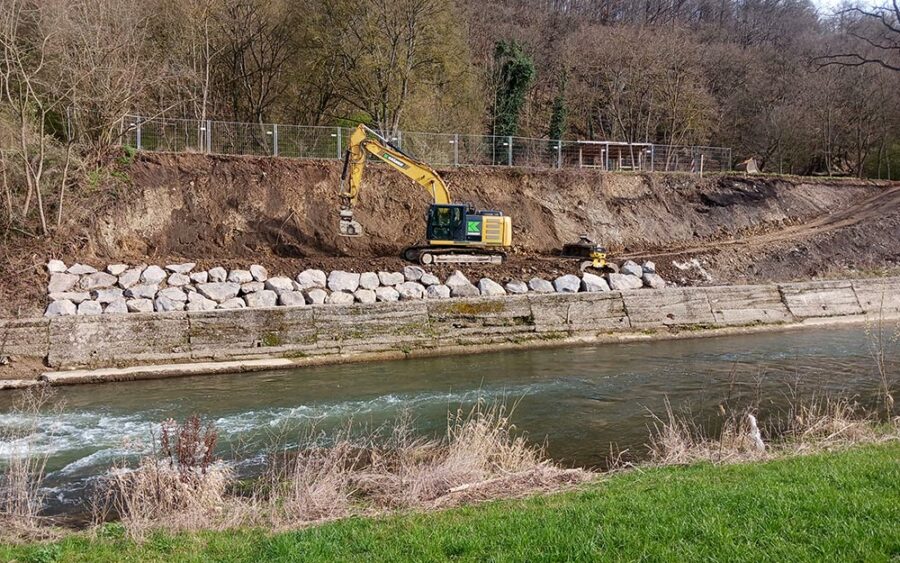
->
[403,246,506,265]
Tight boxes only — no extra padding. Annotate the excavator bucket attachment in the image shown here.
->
[339,209,363,237]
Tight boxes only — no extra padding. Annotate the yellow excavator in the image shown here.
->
[338,124,512,264]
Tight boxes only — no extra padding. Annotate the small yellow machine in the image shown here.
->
[338,124,512,264]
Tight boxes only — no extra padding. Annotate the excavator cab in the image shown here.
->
[426,204,466,241]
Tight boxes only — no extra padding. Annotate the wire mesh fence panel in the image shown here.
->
[401,131,458,167]
[124,116,205,153]
[121,115,732,174]
[275,125,344,159]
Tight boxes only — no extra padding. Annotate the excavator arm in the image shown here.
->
[339,123,451,236]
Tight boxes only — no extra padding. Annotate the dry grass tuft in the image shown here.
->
[0,384,61,542]
[647,398,767,466]
[647,395,900,467]
[99,415,231,540]
[352,401,571,511]
[100,399,589,537]
[784,398,899,451]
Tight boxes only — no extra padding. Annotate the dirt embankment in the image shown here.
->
[3,152,899,317]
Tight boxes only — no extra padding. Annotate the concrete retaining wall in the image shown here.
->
[3,276,899,372]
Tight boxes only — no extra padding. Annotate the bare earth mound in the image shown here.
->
[2,152,898,317]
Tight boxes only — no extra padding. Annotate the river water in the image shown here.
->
[0,324,895,518]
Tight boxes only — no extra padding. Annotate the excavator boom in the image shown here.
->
[339,124,450,237]
[338,123,511,264]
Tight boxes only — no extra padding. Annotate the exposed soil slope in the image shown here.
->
[2,152,898,317]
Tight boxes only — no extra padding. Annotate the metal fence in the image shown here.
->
[120,114,732,173]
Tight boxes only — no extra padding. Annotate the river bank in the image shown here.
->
[1,275,899,387]
[3,443,898,561]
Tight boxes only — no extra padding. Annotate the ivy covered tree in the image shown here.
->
[491,40,535,163]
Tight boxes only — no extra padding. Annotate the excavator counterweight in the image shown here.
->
[337,124,512,264]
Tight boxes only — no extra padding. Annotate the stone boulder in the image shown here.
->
[621,260,643,278]
[125,284,158,300]
[77,300,103,315]
[354,288,377,304]
[396,281,426,300]
[250,264,268,282]
[106,264,129,276]
[580,272,610,292]
[118,267,143,289]
[190,271,209,284]
[403,265,426,281]
[445,270,479,297]
[478,278,506,296]
[187,293,218,311]
[219,298,246,309]
[305,288,328,305]
[296,269,327,290]
[45,300,76,317]
[608,273,644,291]
[375,286,400,302]
[208,266,227,282]
[425,284,451,299]
[158,287,188,302]
[49,291,91,304]
[327,270,360,293]
[48,273,79,293]
[47,259,67,273]
[241,282,264,294]
[505,280,529,294]
[327,291,355,305]
[126,299,154,313]
[642,273,666,289]
[528,278,555,293]
[68,263,97,275]
[227,269,253,284]
[264,277,294,295]
[92,288,124,304]
[154,294,185,312]
[278,291,306,307]
[104,299,128,315]
[168,273,191,287]
[377,271,404,286]
[141,265,167,285]
[244,290,278,308]
[197,282,241,303]
[553,275,581,293]
[79,272,118,291]
[420,273,440,286]
[166,263,196,275]
[359,272,380,290]
[642,261,656,274]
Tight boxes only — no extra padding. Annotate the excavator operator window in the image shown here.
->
[427,205,463,241]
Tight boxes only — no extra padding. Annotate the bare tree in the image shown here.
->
[326,0,448,137]
[0,0,74,235]
[817,3,900,71]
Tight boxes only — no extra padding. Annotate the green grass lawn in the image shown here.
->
[4,443,899,562]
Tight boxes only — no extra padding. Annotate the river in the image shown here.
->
[0,324,895,519]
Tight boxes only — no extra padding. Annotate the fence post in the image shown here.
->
[556,141,562,168]
[135,118,142,151]
[507,136,513,166]
[650,145,655,172]
[206,120,212,153]
[700,154,705,178]
[453,133,459,166]
[272,124,279,157]
[336,127,342,159]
